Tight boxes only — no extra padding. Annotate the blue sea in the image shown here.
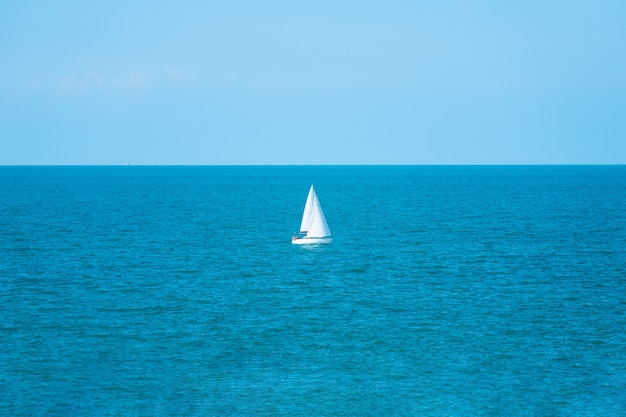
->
[1,165,625,416]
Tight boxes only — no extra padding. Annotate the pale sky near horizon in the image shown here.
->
[1,1,625,165]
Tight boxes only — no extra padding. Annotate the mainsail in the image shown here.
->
[305,190,331,238]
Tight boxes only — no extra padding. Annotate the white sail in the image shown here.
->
[305,191,331,238]
[299,185,315,233]
[293,185,332,244]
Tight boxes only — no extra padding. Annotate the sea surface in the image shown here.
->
[1,165,625,416]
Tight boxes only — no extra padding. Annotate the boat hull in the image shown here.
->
[292,236,333,245]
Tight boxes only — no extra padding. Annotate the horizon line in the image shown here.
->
[1,163,625,167]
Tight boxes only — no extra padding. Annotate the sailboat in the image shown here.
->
[292,185,332,245]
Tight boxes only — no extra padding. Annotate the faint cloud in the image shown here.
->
[52,70,150,94]
[19,67,191,95]
[163,66,195,88]
[85,71,106,87]
[110,71,150,89]
[58,75,90,92]
[163,66,189,81]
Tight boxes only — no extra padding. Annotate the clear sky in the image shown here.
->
[1,0,625,165]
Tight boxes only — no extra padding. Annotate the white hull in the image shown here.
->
[292,236,333,245]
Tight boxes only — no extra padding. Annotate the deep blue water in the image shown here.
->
[1,165,625,416]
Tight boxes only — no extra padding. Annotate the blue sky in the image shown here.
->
[1,0,625,165]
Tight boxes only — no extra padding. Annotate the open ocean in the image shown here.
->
[1,165,625,416]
